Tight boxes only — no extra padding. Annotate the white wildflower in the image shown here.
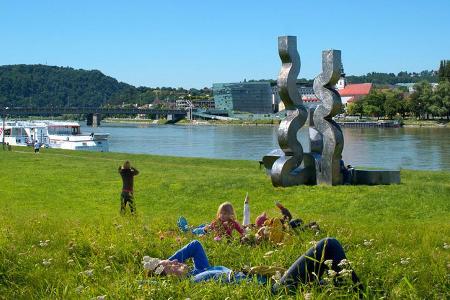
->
[363,239,373,247]
[338,259,351,268]
[271,271,282,285]
[79,269,94,277]
[42,258,52,266]
[327,269,337,277]
[304,292,313,300]
[400,258,410,265]
[324,259,333,268]
[75,285,84,294]
[39,240,49,247]
[339,268,352,277]
[443,243,449,250]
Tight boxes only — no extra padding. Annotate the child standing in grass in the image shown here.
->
[205,202,244,239]
[118,161,139,215]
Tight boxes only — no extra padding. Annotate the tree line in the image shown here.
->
[0,63,447,110]
[347,61,450,120]
[0,65,212,108]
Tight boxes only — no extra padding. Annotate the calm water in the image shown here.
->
[83,124,450,171]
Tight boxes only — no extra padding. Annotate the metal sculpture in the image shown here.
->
[269,36,315,186]
[262,35,400,186]
[312,50,344,185]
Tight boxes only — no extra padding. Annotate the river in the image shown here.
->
[83,123,450,171]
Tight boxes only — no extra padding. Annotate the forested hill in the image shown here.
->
[0,64,440,108]
[0,64,138,107]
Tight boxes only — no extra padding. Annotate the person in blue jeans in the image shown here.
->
[148,238,361,292]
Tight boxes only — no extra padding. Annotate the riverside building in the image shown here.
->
[212,82,273,114]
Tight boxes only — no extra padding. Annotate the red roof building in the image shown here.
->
[338,83,372,104]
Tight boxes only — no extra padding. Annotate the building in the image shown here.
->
[338,83,372,105]
[212,82,273,114]
[275,68,373,110]
[274,84,318,111]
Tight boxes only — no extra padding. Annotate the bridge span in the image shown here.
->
[0,107,187,125]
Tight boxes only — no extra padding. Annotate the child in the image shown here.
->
[118,161,139,215]
[205,202,244,239]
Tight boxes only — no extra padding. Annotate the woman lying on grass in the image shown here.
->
[142,238,362,294]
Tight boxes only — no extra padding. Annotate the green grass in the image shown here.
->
[0,148,449,299]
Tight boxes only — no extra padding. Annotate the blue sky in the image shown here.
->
[1,0,449,88]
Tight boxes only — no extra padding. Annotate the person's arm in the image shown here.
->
[203,220,215,233]
[168,240,210,271]
[131,167,139,175]
[233,220,245,236]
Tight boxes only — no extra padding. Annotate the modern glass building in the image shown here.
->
[212,82,273,114]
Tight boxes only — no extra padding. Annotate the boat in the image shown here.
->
[1,120,109,152]
[0,120,48,147]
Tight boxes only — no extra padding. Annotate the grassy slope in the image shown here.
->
[0,149,449,299]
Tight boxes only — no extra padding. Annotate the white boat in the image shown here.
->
[0,120,48,147]
[1,120,109,152]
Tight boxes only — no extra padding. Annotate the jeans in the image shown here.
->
[120,191,135,214]
[273,238,360,292]
[168,240,234,282]
[170,238,360,289]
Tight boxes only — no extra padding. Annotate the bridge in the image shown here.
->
[0,107,187,125]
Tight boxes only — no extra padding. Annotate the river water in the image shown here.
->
[83,123,450,171]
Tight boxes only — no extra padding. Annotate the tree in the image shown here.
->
[432,80,450,119]
[384,89,405,119]
[363,104,382,118]
[407,81,433,119]
[361,89,386,118]
[347,101,363,117]
[438,60,450,82]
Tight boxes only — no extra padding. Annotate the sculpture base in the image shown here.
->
[262,150,401,186]
[351,169,401,185]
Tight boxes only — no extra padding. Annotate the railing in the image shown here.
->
[1,107,187,116]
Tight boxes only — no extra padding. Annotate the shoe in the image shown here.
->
[177,216,189,232]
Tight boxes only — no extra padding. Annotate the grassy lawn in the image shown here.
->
[0,148,449,299]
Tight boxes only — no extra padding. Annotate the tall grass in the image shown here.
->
[0,148,449,299]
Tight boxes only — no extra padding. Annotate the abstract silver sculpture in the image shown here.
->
[263,35,400,186]
[269,36,315,187]
[312,50,344,185]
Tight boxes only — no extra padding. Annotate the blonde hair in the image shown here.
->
[123,161,131,168]
[216,202,236,220]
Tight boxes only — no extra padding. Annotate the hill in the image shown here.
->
[0,64,138,108]
[0,65,212,108]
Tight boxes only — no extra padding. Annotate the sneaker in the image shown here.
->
[177,216,189,232]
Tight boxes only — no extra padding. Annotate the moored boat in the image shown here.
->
[0,120,109,152]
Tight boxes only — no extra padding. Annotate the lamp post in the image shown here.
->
[1,107,8,150]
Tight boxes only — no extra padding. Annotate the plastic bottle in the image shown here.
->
[243,192,250,226]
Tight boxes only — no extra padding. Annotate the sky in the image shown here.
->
[1,0,449,89]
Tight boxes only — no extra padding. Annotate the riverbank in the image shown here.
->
[103,117,281,126]
[402,119,449,127]
[103,117,449,128]
[0,149,448,299]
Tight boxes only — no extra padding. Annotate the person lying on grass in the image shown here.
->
[142,238,362,293]
[178,202,244,239]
